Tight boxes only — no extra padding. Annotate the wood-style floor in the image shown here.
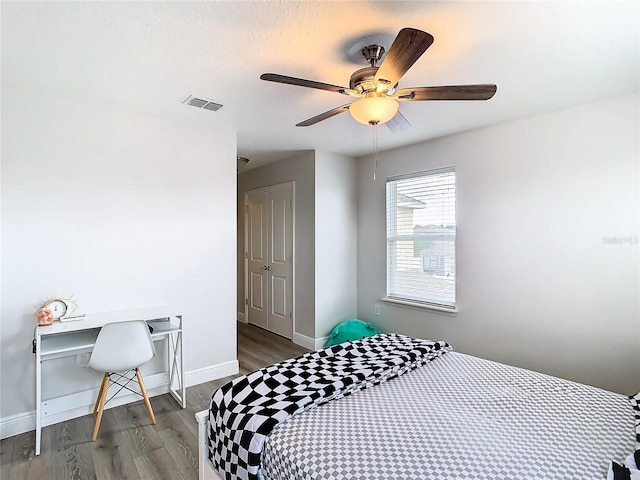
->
[0,322,309,480]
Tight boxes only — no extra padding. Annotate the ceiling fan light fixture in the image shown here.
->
[349,93,399,126]
[260,28,495,129]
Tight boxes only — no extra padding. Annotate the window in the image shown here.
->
[385,166,456,310]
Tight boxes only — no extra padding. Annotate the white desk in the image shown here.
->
[33,307,185,455]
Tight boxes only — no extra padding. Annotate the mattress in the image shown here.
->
[259,351,636,480]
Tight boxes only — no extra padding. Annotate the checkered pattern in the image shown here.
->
[260,352,636,480]
[630,391,640,444]
[207,334,451,480]
[608,392,640,478]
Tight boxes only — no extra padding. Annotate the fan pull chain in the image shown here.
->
[373,123,379,181]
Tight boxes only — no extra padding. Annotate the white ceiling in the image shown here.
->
[2,1,638,170]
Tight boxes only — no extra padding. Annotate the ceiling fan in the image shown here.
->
[260,28,497,132]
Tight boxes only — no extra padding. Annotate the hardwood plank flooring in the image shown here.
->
[0,322,309,480]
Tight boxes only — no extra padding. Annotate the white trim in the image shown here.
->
[381,297,458,315]
[291,181,296,342]
[185,360,239,388]
[243,191,249,327]
[1,375,167,440]
[196,409,223,479]
[292,331,328,350]
[0,360,239,440]
[387,165,455,183]
[292,331,313,349]
[0,411,35,441]
[237,312,247,323]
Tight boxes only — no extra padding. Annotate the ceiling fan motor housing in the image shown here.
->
[350,66,379,93]
[361,44,385,66]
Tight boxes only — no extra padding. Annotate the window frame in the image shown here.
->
[384,166,457,313]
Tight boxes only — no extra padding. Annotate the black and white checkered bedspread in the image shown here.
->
[609,392,640,479]
[207,334,450,480]
[261,351,637,480]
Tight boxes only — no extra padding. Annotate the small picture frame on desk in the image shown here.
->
[38,297,85,323]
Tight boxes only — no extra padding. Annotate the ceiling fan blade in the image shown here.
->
[261,73,348,93]
[397,84,497,101]
[386,111,411,133]
[374,28,434,88]
[296,104,351,127]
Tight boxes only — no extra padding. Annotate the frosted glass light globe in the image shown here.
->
[349,94,399,125]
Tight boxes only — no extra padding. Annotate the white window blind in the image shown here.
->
[386,166,456,309]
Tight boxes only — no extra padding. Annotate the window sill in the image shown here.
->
[381,297,458,315]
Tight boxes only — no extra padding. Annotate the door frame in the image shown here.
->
[244,181,295,337]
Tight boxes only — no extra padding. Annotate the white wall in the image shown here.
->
[315,151,358,338]
[1,87,238,428]
[237,150,358,346]
[237,152,316,339]
[357,93,639,395]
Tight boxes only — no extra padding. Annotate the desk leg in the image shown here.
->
[169,330,185,408]
[168,316,186,408]
[178,316,185,407]
[35,335,42,456]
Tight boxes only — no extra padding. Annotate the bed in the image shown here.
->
[196,334,639,480]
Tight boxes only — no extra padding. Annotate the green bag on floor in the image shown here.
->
[324,319,382,348]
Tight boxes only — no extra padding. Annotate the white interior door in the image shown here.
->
[246,191,269,330]
[266,186,293,338]
[246,184,293,338]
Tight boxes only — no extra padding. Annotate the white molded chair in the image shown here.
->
[88,320,157,440]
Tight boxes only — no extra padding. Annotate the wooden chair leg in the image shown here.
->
[92,373,110,441]
[93,373,109,415]
[136,368,156,425]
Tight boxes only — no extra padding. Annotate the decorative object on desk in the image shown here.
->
[36,308,54,326]
[38,295,85,322]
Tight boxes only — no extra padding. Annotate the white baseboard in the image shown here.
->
[0,360,240,441]
[0,376,168,441]
[0,411,34,441]
[185,360,239,387]
[292,332,328,350]
[237,312,247,323]
[41,372,170,428]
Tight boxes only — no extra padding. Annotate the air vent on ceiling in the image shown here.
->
[183,95,223,112]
